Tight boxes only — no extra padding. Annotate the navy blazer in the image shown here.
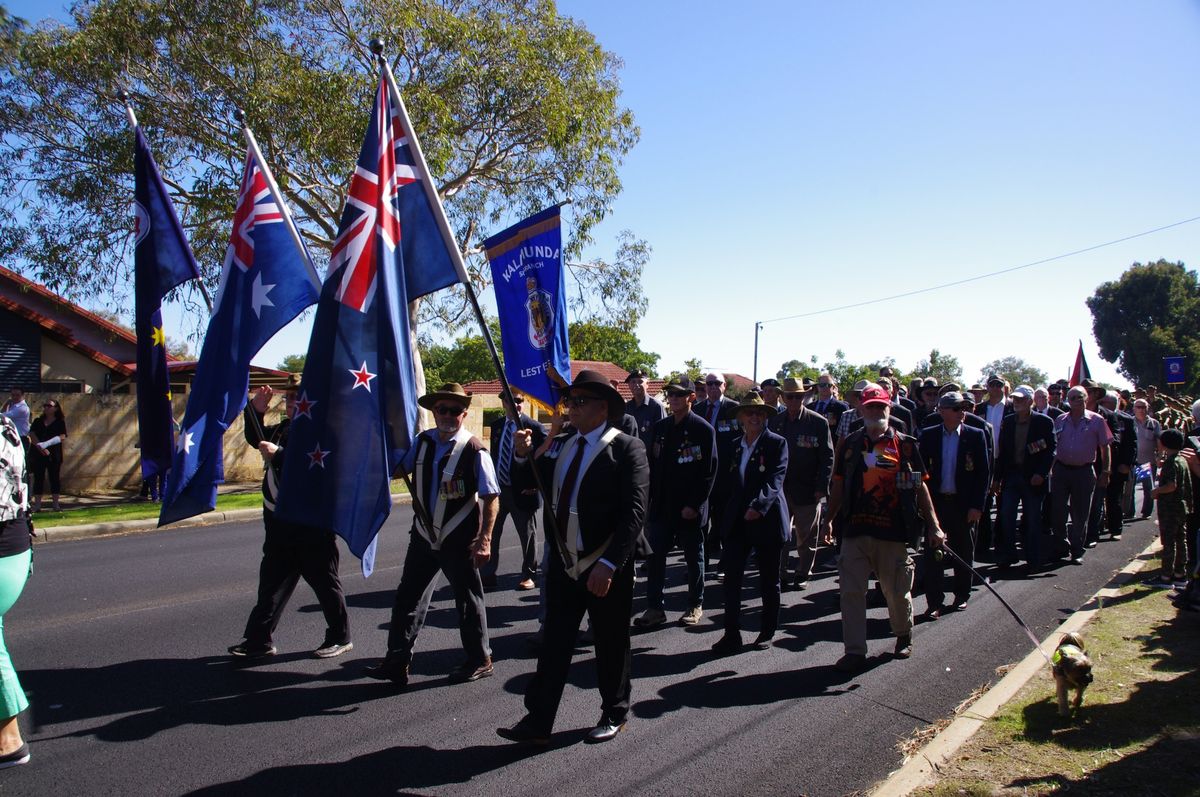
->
[719,429,791,543]
[995,411,1056,484]
[918,423,991,512]
[647,411,718,525]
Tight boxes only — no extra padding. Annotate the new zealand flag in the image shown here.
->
[158,151,320,526]
[273,77,462,575]
[134,128,201,481]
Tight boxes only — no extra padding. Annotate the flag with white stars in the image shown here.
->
[158,149,320,526]
[274,76,463,576]
[134,127,201,481]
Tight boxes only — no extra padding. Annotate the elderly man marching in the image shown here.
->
[497,370,649,746]
[366,383,500,689]
[768,377,833,591]
[827,383,945,672]
[635,377,717,629]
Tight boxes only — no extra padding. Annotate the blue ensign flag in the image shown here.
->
[158,151,320,526]
[1164,355,1186,385]
[484,205,571,410]
[133,127,201,480]
[273,77,461,575]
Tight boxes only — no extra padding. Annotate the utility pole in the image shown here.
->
[752,321,763,383]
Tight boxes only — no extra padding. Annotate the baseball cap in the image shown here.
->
[859,383,891,407]
[1010,385,1034,400]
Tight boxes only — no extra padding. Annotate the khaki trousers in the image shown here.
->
[839,534,914,656]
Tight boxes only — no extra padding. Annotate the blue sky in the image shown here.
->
[11,1,1200,388]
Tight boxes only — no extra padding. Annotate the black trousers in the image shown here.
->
[925,493,976,607]
[243,513,349,647]
[1104,471,1129,537]
[31,456,62,495]
[524,558,634,734]
[481,490,539,581]
[386,528,490,665]
[721,521,783,637]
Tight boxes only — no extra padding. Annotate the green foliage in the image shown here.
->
[420,318,502,386]
[663,357,703,385]
[277,353,306,373]
[568,321,658,374]
[0,0,646,333]
[912,349,963,385]
[1088,260,1200,392]
[820,350,903,396]
[977,356,1048,389]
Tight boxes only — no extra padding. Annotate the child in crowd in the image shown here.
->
[1151,429,1191,587]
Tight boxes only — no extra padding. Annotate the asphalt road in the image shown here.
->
[2,509,1156,796]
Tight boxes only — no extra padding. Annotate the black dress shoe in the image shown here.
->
[497,719,551,748]
[752,631,775,650]
[952,596,969,611]
[920,607,941,622]
[364,658,409,686]
[835,653,866,673]
[448,657,493,683]
[586,718,626,743]
[711,633,744,655]
[894,635,913,659]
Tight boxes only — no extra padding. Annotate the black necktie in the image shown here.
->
[556,438,586,549]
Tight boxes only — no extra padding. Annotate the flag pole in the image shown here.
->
[120,90,214,315]
[371,39,572,566]
[234,109,323,292]
[370,39,519,423]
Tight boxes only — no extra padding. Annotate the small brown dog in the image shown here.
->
[1052,632,1093,717]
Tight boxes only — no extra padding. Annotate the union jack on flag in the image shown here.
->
[274,76,463,576]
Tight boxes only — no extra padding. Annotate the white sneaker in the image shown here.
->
[680,606,703,626]
[314,641,354,659]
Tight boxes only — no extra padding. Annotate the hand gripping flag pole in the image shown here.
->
[371,38,569,561]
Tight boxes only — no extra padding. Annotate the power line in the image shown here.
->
[760,214,1200,325]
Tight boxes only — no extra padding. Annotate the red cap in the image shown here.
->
[859,383,891,407]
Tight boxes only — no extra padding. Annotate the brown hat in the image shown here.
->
[565,369,625,420]
[734,393,775,418]
[1080,378,1103,392]
[418,382,472,411]
[781,377,809,395]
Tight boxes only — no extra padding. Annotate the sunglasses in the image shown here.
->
[433,405,464,417]
[818,383,833,388]
[566,395,603,407]
[784,394,806,401]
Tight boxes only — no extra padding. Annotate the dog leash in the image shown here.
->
[941,542,1054,666]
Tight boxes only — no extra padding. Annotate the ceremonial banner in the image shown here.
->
[133,128,201,481]
[273,77,462,576]
[1164,355,1185,385]
[158,149,320,526]
[484,205,571,410]
[1068,340,1091,387]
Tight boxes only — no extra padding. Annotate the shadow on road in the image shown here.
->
[183,741,550,796]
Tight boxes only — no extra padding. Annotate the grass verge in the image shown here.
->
[32,492,266,528]
[911,578,1200,796]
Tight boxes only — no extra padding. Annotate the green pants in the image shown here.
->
[0,549,31,719]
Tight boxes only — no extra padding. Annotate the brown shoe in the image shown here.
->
[448,657,494,683]
[516,578,536,591]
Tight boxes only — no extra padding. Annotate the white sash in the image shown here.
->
[413,430,478,550]
[552,426,621,579]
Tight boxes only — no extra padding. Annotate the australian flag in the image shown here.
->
[273,77,462,575]
[158,150,320,526]
[134,128,201,481]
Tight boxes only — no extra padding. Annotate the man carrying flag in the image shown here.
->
[132,127,201,484]
[159,151,319,526]
[272,69,463,576]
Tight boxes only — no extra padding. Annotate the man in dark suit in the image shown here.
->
[1082,380,1136,545]
[912,377,941,430]
[1033,387,1065,419]
[498,370,649,746]
[482,392,547,590]
[692,371,740,572]
[769,377,833,590]
[635,378,717,628]
[993,386,1056,568]
[809,373,849,430]
[713,394,790,653]
[918,392,991,618]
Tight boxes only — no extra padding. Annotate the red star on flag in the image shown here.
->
[348,361,377,391]
[307,442,331,469]
[293,390,317,420]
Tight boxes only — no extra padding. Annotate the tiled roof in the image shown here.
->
[462,360,666,401]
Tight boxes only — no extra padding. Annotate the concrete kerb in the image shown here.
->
[871,536,1162,797]
[36,493,414,543]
